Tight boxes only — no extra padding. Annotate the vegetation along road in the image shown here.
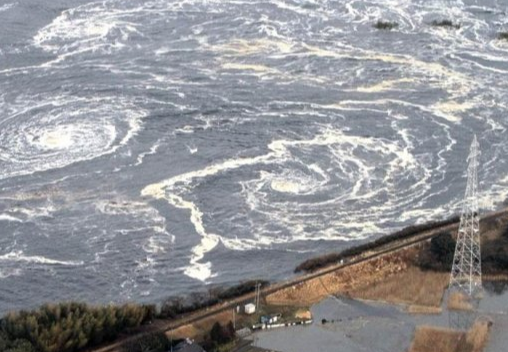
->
[89,208,508,352]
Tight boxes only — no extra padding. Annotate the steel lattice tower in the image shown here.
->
[449,135,482,296]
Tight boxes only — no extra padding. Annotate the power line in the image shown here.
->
[449,135,482,297]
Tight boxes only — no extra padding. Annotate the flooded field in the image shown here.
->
[251,281,508,352]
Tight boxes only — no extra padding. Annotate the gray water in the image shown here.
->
[253,285,508,352]
[1,0,508,314]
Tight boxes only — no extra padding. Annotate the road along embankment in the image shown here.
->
[89,207,508,352]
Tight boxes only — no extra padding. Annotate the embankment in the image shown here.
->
[90,207,508,352]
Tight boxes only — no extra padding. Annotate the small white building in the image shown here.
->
[244,303,256,314]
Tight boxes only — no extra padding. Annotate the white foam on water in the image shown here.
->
[0,250,83,266]
[33,1,143,59]
[221,62,281,79]
[219,58,329,84]
[0,94,145,180]
[222,62,279,73]
[90,198,175,299]
[211,33,478,121]
[140,137,294,280]
[269,167,328,195]
[211,38,294,57]
[167,194,220,281]
[134,139,164,166]
[0,0,506,308]
[352,78,415,93]
[142,126,428,281]
[431,100,475,122]
[0,214,22,222]
[39,129,74,150]
[0,268,22,279]
[4,205,56,221]
[303,43,474,94]
[95,199,174,254]
[174,126,197,134]
[270,179,303,194]
[187,145,198,154]
[240,125,435,246]
[322,98,471,123]
[0,3,16,12]
[491,38,508,52]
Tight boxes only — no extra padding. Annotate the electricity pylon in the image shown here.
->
[449,135,482,297]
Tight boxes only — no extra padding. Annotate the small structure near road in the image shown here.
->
[244,303,256,315]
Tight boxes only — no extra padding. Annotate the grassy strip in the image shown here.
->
[295,216,460,273]
[159,280,269,319]
[409,320,492,352]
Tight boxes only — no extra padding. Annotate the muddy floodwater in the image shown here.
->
[252,282,508,352]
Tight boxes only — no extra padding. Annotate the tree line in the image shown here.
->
[295,216,460,273]
[0,302,155,352]
[417,223,508,273]
[0,280,268,352]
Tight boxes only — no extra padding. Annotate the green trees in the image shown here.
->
[207,321,235,350]
[430,232,456,267]
[416,232,456,271]
[0,331,35,352]
[1,280,267,352]
[482,225,508,272]
[0,302,155,352]
[419,226,508,273]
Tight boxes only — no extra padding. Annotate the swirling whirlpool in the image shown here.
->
[1,0,508,313]
[143,124,442,281]
[0,96,143,179]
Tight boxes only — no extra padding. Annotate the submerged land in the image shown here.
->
[2,208,508,352]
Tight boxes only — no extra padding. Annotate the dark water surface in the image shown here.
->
[1,0,508,313]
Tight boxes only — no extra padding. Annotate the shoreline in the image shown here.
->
[3,207,506,352]
[86,206,508,352]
